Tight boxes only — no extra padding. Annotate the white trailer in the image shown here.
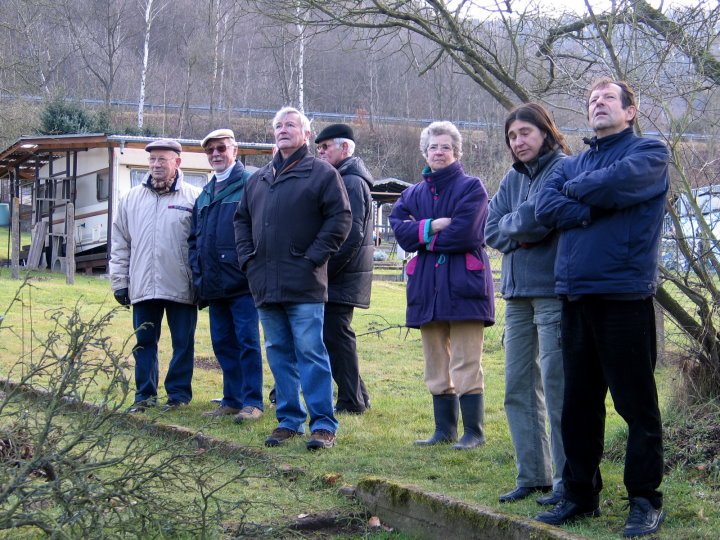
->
[0,134,273,273]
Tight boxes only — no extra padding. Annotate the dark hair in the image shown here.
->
[504,103,570,159]
[587,77,638,126]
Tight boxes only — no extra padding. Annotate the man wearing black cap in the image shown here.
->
[315,124,374,414]
[110,138,202,413]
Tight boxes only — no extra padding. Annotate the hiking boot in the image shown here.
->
[233,405,264,423]
[622,497,664,538]
[534,499,601,526]
[264,427,300,447]
[127,396,157,413]
[160,398,188,412]
[306,429,337,450]
[202,404,240,417]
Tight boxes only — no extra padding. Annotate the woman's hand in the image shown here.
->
[431,217,451,233]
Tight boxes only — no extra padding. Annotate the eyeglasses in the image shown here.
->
[204,144,229,154]
[427,144,453,153]
[317,142,338,151]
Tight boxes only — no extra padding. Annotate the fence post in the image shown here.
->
[66,203,75,285]
[11,197,20,280]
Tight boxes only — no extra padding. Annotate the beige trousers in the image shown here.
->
[420,320,485,396]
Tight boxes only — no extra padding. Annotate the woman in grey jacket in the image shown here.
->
[486,103,569,505]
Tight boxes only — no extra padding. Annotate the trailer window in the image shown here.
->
[97,171,110,201]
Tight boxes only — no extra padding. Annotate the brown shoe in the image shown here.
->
[264,427,300,447]
[202,404,241,417]
[233,405,264,423]
[306,429,336,450]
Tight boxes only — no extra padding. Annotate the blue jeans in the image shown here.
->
[132,299,197,403]
[504,297,565,491]
[209,295,263,410]
[258,303,338,434]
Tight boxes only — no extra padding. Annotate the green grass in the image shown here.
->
[1,268,718,539]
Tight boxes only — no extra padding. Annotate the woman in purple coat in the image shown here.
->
[390,121,495,450]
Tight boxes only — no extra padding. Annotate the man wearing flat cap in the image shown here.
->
[315,124,374,414]
[110,138,202,413]
[188,129,264,422]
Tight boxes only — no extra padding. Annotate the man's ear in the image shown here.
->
[625,105,637,124]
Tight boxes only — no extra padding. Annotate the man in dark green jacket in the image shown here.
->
[189,129,263,423]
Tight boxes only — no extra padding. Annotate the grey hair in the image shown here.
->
[273,106,312,133]
[419,121,463,160]
[335,137,355,156]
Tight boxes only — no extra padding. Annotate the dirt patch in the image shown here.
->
[226,509,381,538]
[663,404,720,482]
[195,355,221,371]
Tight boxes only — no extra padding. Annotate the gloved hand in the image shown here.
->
[113,288,131,307]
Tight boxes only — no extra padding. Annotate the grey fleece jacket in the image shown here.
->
[486,151,566,299]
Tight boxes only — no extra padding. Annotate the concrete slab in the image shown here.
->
[356,477,590,540]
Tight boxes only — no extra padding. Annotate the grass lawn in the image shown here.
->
[0,264,718,539]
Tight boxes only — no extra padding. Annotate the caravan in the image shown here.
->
[0,134,272,272]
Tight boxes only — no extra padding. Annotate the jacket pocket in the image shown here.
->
[450,252,488,299]
[465,253,485,271]
[405,255,418,276]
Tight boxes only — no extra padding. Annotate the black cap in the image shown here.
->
[145,138,182,153]
[314,124,354,144]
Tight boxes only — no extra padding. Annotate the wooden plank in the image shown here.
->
[65,203,75,284]
[11,198,20,279]
[27,221,48,269]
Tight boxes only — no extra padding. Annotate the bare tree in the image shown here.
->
[137,0,170,129]
[56,0,134,112]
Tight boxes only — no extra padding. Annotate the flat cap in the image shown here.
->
[201,128,236,148]
[145,138,182,153]
[314,123,354,144]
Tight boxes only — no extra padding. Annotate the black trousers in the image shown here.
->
[323,303,369,413]
[560,296,663,509]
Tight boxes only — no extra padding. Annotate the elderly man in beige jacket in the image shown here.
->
[110,138,201,413]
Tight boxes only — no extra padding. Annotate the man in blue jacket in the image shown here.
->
[534,79,668,538]
[189,129,264,423]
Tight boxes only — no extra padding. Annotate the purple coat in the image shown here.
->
[390,161,495,328]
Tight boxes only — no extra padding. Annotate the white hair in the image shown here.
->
[335,137,355,156]
[273,106,312,133]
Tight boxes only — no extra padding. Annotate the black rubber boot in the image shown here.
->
[415,394,459,446]
[452,393,486,450]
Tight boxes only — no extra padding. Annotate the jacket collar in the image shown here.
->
[272,145,308,178]
[422,160,464,190]
[583,126,634,151]
[512,150,563,179]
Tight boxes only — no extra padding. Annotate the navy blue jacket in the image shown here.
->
[390,161,495,328]
[535,128,669,296]
[188,161,252,301]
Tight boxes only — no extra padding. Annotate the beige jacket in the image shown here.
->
[110,171,202,305]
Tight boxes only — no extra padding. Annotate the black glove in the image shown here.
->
[114,288,131,307]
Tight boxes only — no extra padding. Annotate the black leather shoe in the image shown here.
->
[534,499,601,525]
[499,485,551,503]
[536,490,563,506]
[622,497,664,537]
